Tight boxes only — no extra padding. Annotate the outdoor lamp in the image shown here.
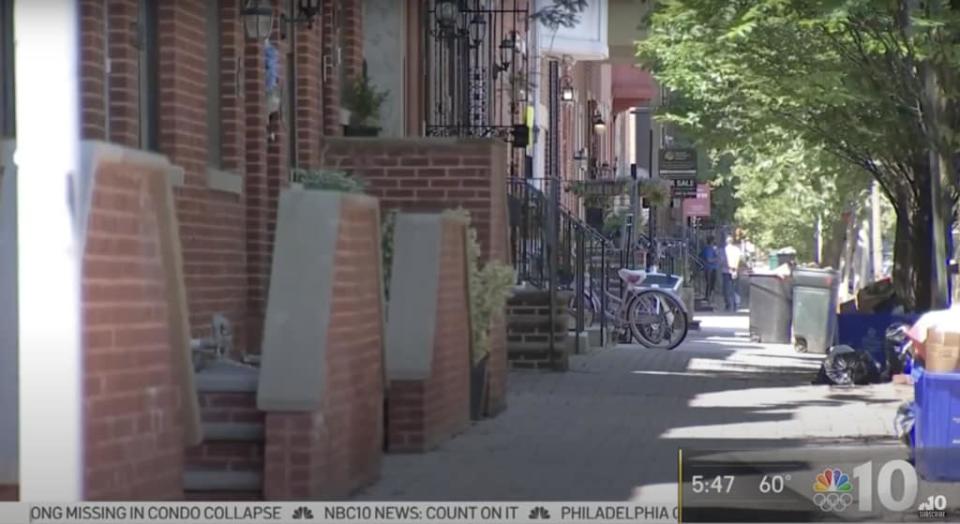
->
[560,76,575,102]
[468,14,487,46]
[499,32,519,70]
[593,112,607,134]
[296,0,322,22]
[242,0,274,41]
[436,1,460,28]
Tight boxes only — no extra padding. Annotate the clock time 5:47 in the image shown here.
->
[691,475,735,494]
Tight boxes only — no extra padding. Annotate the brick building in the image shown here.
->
[2,0,522,501]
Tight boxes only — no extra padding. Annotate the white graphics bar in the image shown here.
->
[0,502,681,524]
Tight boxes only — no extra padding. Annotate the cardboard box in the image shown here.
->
[924,328,960,372]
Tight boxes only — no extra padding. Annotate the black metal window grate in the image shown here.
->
[423,0,530,143]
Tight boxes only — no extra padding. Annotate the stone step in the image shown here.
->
[183,469,262,493]
[202,422,264,442]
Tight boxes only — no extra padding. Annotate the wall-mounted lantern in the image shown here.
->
[560,75,575,102]
[497,31,522,74]
[243,0,323,40]
[436,1,461,29]
[593,111,607,134]
[241,0,274,41]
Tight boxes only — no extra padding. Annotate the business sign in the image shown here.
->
[671,177,697,198]
[683,183,712,217]
[659,147,697,178]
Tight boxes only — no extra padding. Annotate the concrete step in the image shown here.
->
[183,469,262,493]
[202,422,264,442]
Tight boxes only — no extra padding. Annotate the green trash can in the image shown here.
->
[792,268,839,354]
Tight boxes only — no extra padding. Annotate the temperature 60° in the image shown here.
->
[759,475,790,494]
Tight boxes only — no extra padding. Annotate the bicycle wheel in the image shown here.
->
[626,289,689,350]
[567,293,596,327]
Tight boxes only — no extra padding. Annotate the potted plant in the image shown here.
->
[638,178,672,208]
[342,66,388,137]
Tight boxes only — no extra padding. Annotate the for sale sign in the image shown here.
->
[683,184,711,217]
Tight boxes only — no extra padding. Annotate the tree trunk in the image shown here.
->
[821,212,849,270]
[892,203,934,312]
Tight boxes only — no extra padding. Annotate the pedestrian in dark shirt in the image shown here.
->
[702,236,719,301]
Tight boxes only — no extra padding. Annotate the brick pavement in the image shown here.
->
[354,314,912,502]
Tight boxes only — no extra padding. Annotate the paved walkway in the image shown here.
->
[355,314,912,502]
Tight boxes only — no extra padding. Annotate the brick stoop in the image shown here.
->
[507,289,573,371]
[184,360,263,501]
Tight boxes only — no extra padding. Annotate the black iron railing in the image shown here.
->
[507,177,647,348]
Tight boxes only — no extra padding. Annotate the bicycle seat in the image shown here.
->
[618,268,647,285]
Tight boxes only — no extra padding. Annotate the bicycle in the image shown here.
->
[604,268,690,350]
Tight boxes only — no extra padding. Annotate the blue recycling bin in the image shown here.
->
[914,370,960,481]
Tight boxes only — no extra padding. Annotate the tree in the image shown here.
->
[638,0,960,311]
[532,0,589,30]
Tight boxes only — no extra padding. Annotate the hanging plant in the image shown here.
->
[638,178,672,207]
[264,41,282,115]
[565,179,628,208]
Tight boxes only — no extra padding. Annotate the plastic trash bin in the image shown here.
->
[749,274,792,343]
[792,268,839,354]
[914,371,960,481]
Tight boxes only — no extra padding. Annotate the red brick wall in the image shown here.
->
[184,391,263,475]
[263,196,384,500]
[106,0,141,148]
[156,1,249,355]
[80,0,107,140]
[387,219,471,452]
[82,163,185,500]
[293,22,324,166]
[318,138,510,417]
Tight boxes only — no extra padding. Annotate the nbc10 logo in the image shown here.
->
[811,460,941,515]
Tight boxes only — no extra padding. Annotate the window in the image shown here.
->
[0,0,15,138]
[138,0,159,151]
[206,0,222,168]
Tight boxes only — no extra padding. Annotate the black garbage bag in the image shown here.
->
[894,401,916,449]
[812,345,882,386]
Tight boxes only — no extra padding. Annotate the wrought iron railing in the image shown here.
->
[507,177,647,348]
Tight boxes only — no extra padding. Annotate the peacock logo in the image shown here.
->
[814,468,852,493]
[812,468,854,512]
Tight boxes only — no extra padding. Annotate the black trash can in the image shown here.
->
[792,268,840,354]
[749,274,792,343]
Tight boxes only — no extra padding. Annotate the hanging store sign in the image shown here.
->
[659,147,698,178]
[671,177,697,198]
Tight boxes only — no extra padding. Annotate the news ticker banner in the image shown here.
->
[680,446,960,523]
[0,502,678,524]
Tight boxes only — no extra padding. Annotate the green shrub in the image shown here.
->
[291,168,366,193]
[443,209,515,365]
[381,209,398,301]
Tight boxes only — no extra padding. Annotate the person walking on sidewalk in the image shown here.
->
[721,236,742,312]
[702,236,720,301]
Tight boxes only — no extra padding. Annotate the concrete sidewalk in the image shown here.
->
[355,314,912,502]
